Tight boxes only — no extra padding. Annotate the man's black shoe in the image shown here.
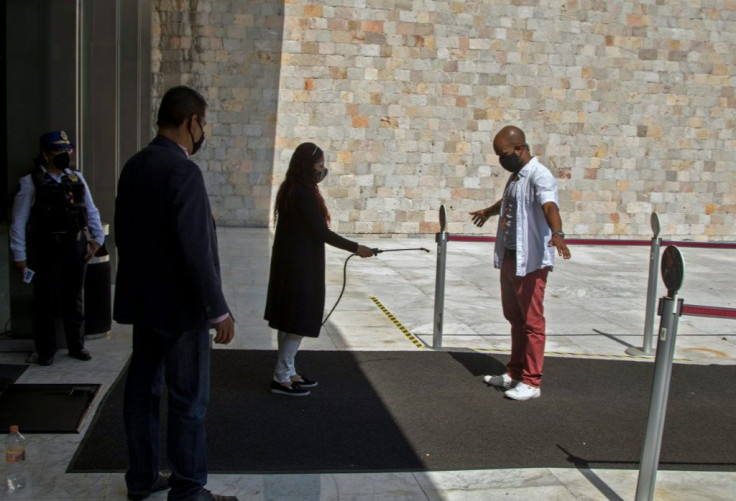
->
[190,489,239,501]
[127,472,171,500]
[69,349,92,361]
[37,355,54,366]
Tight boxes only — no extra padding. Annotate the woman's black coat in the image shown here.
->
[264,185,358,337]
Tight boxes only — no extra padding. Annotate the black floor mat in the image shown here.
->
[0,364,29,391]
[68,350,736,473]
[0,384,102,433]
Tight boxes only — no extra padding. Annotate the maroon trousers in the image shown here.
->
[500,251,550,388]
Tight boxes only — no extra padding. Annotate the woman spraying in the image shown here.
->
[264,143,374,396]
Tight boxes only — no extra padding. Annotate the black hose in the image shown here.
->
[321,247,431,327]
[321,253,356,326]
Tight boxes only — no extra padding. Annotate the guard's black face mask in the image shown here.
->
[52,152,71,170]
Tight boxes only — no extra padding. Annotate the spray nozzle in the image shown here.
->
[369,247,430,255]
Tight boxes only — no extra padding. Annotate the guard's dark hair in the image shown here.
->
[274,142,330,224]
[156,86,207,128]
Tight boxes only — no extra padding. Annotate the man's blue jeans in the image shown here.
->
[124,325,211,500]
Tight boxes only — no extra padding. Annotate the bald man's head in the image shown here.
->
[493,126,526,153]
[493,125,531,173]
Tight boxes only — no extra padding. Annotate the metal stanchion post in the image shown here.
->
[635,246,684,501]
[635,296,682,500]
[628,213,661,357]
[432,205,448,349]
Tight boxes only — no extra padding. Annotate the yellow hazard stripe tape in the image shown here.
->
[471,347,691,362]
[370,296,425,349]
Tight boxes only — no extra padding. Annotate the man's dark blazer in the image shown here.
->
[113,135,229,331]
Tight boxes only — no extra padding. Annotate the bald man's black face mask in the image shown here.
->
[499,151,522,173]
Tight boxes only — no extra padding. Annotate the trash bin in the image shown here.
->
[84,224,111,338]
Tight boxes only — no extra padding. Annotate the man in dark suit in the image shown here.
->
[114,86,237,501]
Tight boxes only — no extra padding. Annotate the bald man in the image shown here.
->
[470,126,571,401]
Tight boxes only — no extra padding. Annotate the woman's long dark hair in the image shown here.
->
[274,142,330,224]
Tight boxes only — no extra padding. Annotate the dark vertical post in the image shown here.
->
[432,205,448,348]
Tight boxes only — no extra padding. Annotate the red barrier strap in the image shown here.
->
[564,238,651,246]
[445,234,736,249]
[662,241,736,249]
[447,235,496,242]
[681,304,736,319]
[446,235,652,246]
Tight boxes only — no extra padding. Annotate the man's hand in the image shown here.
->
[84,241,101,262]
[13,260,26,277]
[469,208,490,227]
[548,233,571,260]
[212,315,235,345]
[469,201,501,227]
[541,202,571,260]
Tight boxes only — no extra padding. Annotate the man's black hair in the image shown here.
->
[156,86,207,128]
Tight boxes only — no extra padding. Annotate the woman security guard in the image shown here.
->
[10,130,105,366]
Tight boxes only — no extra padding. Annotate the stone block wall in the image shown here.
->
[151,0,283,225]
[152,0,736,240]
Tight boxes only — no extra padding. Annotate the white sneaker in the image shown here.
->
[504,383,540,401]
[483,373,519,389]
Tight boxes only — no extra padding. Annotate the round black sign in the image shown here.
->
[661,245,684,297]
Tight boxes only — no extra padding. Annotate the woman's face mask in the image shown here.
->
[50,151,71,170]
[314,159,328,183]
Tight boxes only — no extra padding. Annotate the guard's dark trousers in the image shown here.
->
[30,235,87,360]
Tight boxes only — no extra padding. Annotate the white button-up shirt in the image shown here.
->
[493,156,559,276]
